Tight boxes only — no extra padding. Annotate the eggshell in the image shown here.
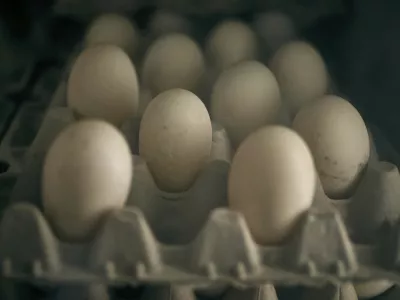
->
[148,10,190,37]
[293,95,370,199]
[206,20,258,71]
[67,45,139,126]
[228,125,316,245]
[354,280,393,298]
[270,41,328,117]
[210,122,232,163]
[42,120,133,241]
[84,14,139,58]
[253,11,296,57]
[139,89,212,193]
[142,33,205,95]
[211,61,281,148]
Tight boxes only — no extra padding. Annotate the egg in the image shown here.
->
[354,280,393,298]
[42,120,133,241]
[148,10,191,37]
[229,126,316,245]
[206,20,258,71]
[211,61,281,148]
[139,89,212,193]
[84,14,139,58]
[67,45,139,126]
[293,95,370,199]
[142,34,205,96]
[270,41,328,117]
[253,11,296,57]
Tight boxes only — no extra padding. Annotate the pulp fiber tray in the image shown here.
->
[0,59,400,300]
[53,0,346,29]
[0,67,63,175]
[1,21,400,300]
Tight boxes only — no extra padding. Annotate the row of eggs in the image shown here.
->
[37,11,387,299]
[43,11,372,244]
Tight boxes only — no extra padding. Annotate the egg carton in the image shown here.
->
[2,20,400,300]
[0,98,16,140]
[0,67,64,174]
[0,41,36,95]
[0,282,312,300]
[1,73,400,297]
[52,0,346,27]
[3,61,35,96]
[4,281,380,300]
[0,99,16,173]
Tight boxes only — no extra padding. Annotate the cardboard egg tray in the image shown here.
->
[0,50,35,96]
[0,51,400,300]
[53,0,346,29]
[1,19,400,299]
[0,27,35,96]
[0,68,64,175]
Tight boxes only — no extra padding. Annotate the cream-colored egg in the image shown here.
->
[142,33,205,96]
[270,41,328,117]
[293,95,370,199]
[229,126,316,245]
[67,45,139,126]
[253,12,296,56]
[206,20,258,71]
[84,14,139,58]
[148,10,190,37]
[211,61,281,148]
[139,89,212,193]
[42,120,133,241]
[354,280,393,298]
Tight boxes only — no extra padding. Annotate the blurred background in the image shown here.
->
[1,0,400,154]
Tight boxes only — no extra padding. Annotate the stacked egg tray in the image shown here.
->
[53,0,346,29]
[3,21,400,300]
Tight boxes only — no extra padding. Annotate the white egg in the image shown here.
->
[206,20,258,71]
[67,45,139,126]
[253,11,296,56]
[270,41,328,117]
[293,95,370,199]
[354,280,393,298]
[148,10,190,37]
[84,13,139,58]
[42,120,133,241]
[139,89,212,193]
[211,61,281,148]
[229,125,316,245]
[142,33,205,95]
